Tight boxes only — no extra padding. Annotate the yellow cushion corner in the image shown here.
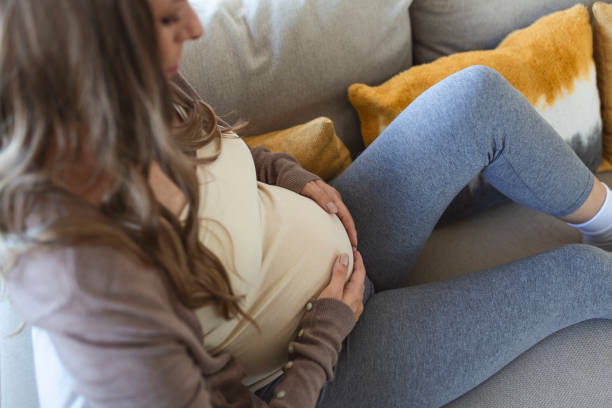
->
[243,117,352,181]
[593,1,612,169]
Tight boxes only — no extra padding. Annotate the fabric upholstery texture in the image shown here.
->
[180,0,414,158]
[410,0,607,65]
[349,5,602,222]
[594,2,612,171]
[445,319,612,407]
[243,117,352,181]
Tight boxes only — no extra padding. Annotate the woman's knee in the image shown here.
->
[430,65,531,142]
[454,65,509,90]
[444,65,516,109]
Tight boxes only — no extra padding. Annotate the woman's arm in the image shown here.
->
[7,244,356,407]
[7,245,218,407]
[249,145,320,193]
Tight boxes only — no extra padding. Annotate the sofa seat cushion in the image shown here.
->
[445,318,612,407]
[410,171,612,286]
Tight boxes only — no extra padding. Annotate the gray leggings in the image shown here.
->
[259,66,612,407]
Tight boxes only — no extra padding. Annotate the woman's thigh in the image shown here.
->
[316,244,612,408]
[330,66,592,292]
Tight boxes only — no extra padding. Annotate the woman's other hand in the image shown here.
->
[318,250,366,321]
[300,179,358,249]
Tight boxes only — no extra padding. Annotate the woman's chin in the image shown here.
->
[166,65,179,78]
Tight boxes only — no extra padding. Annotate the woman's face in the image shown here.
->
[148,0,204,78]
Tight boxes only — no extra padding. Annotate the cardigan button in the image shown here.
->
[305,302,313,311]
[284,361,294,370]
[275,390,287,399]
[288,344,295,354]
[297,328,304,338]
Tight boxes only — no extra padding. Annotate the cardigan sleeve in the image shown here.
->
[267,298,356,407]
[7,245,218,407]
[7,244,355,408]
[249,145,321,194]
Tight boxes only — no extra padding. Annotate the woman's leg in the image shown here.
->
[316,244,612,408]
[330,65,599,291]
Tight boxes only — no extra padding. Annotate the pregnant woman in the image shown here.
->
[3,1,612,407]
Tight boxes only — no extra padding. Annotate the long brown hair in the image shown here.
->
[0,0,248,321]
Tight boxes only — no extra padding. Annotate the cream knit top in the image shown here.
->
[179,133,354,389]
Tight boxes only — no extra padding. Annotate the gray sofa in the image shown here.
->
[3,0,612,407]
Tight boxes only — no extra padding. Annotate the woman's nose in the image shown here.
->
[187,9,204,40]
[191,20,204,40]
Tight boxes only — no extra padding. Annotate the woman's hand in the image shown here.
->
[300,179,358,249]
[318,250,366,321]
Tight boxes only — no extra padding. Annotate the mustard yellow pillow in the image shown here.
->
[593,2,612,172]
[243,117,352,181]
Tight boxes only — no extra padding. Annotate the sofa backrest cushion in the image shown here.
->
[410,0,607,65]
[180,0,414,158]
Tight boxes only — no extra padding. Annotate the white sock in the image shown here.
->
[567,183,612,251]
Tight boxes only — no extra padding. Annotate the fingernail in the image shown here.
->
[352,246,357,252]
[326,202,338,213]
[340,254,349,266]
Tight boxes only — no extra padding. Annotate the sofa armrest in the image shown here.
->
[1,300,38,408]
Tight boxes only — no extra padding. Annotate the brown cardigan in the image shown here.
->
[6,75,357,407]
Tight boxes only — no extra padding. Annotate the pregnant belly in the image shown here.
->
[258,183,355,298]
[210,183,354,389]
